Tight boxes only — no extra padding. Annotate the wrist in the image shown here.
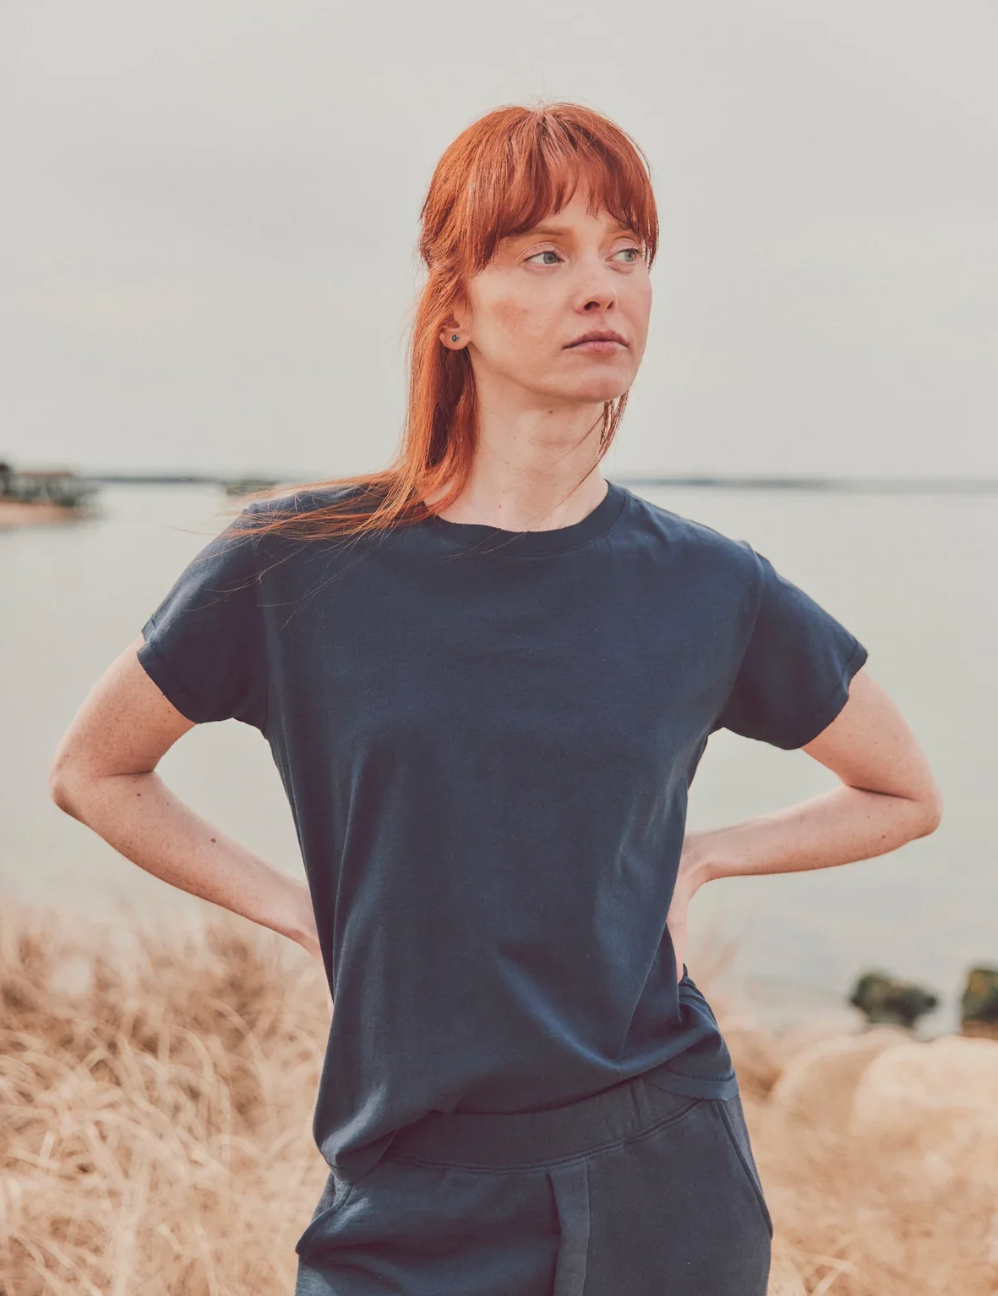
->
[273,872,321,956]
[680,832,723,887]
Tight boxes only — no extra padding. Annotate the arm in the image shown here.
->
[48,635,327,996]
[683,666,942,886]
[667,667,942,979]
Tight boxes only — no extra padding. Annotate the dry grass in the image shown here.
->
[1,900,996,1295]
[0,901,328,1295]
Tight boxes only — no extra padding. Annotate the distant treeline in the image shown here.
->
[81,472,998,493]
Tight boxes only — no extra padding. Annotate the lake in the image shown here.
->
[2,481,993,1035]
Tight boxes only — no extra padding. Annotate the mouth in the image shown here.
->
[564,330,628,354]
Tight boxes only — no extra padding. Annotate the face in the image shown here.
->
[440,188,652,408]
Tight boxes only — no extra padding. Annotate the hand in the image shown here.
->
[666,845,713,984]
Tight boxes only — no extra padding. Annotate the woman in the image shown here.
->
[50,102,942,1295]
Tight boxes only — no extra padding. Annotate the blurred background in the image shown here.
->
[3,0,995,1035]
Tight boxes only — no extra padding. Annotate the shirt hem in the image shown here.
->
[643,1066,741,1100]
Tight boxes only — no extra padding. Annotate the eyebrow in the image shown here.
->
[518,219,638,238]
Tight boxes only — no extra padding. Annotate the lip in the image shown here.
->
[564,330,628,353]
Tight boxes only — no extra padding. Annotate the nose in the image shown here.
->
[571,251,618,314]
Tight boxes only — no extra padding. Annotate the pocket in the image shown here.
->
[713,1095,774,1239]
[294,1170,356,1256]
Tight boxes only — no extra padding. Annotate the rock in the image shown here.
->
[961,1019,998,1041]
[848,969,939,1028]
[767,1025,911,1133]
[849,1035,998,1190]
[960,966,998,1039]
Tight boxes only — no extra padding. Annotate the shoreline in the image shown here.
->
[0,501,82,529]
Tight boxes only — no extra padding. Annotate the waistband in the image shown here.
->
[383,1058,706,1171]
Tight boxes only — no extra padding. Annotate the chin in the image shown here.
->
[563,361,636,405]
[567,379,631,404]
[525,366,634,406]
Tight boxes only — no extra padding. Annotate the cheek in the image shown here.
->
[627,278,653,326]
[478,289,553,352]
[488,293,534,337]
[623,282,652,351]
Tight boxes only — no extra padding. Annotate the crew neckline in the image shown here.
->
[426,479,629,556]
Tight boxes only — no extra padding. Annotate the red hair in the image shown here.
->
[232,100,658,541]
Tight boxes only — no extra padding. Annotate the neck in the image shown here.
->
[430,386,611,531]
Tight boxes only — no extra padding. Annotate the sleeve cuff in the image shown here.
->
[777,638,869,750]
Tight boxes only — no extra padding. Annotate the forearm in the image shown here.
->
[684,783,939,885]
[54,768,318,953]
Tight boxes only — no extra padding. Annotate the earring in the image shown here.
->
[451,334,459,342]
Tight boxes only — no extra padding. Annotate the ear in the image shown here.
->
[439,309,470,351]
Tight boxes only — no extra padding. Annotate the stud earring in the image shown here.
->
[451,334,459,342]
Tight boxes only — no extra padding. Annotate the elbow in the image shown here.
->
[913,787,944,838]
[48,773,76,817]
[48,758,86,819]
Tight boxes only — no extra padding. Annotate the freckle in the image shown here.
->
[210,837,217,843]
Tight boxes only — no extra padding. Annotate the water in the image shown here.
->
[2,482,994,1035]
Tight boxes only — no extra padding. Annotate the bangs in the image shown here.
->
[421,103,659,275]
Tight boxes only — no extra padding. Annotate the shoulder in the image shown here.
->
[620,487,763,583]
[232,482,376,555]
[241,481,369,519]
[227,482,388,585]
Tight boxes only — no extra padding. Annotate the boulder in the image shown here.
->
[849,1035,998,1190]
[848,969,939,1028]
[960,965,998,1039]
[767,1025,911,1133]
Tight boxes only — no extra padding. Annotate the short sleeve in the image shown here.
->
[714,548,868,750]
[136,506,268,731]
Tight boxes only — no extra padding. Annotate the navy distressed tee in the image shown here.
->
[136,479,868,1182]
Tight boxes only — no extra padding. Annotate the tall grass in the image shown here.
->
[1,900,995,1295]
[0,902,328,1295]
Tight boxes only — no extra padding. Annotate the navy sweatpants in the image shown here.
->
[294,1061,773,1295]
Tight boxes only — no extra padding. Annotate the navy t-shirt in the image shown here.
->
[136,479,868,1181]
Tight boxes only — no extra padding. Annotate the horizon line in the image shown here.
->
[75,471,998,494]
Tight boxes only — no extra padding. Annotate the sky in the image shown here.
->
[2,0,996,480]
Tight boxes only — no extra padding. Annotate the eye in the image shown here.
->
[524,249,563,266]
[613,247,642,263]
